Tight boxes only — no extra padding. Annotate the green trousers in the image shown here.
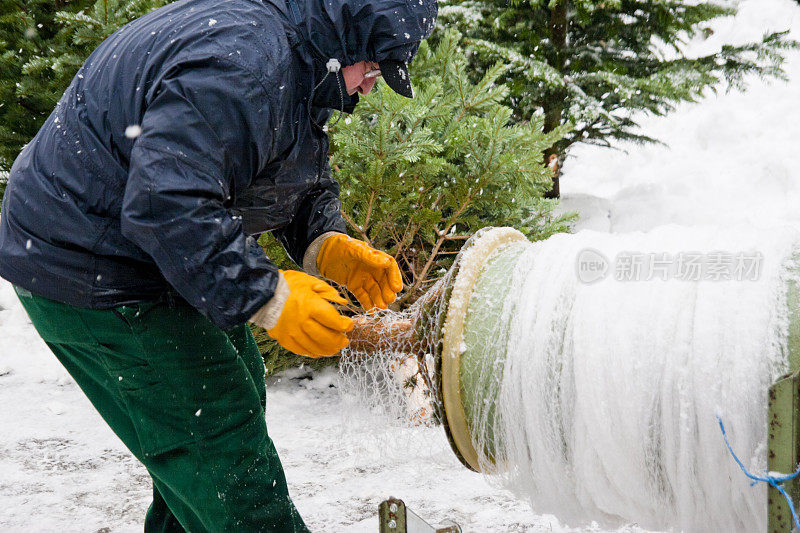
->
[15,286,309,533]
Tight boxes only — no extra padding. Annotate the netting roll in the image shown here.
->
[339,225,800,530]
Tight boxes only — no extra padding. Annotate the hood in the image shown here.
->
[288,0,437,111]
[301,0,436,66]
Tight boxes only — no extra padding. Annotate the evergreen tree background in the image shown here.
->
[439,0,799,196]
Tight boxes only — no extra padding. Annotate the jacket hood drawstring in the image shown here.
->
[309,57,345,130]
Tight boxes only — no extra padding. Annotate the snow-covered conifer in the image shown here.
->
[439,0,799,196]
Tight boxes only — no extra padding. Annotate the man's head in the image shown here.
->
[343,57,418,98]
[342,58,416,98]
[303,0,437,100]
[342,61,380,96]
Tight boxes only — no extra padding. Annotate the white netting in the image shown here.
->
[337,275,449,433]
[338,224,800,531]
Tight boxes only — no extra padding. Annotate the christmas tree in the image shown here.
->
[254,30,573,371]
[440,0,798,196]
[329,29,571,307]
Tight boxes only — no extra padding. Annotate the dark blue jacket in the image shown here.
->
[0,0,436,329]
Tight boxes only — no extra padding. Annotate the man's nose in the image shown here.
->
[359,77,377,95]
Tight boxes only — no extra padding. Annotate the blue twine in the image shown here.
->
[716,415,800,529]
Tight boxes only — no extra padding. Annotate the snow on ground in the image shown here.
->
[0,281,152,531]
[2,0,800,531]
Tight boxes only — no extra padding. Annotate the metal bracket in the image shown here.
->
[768,370,800,532]
[378,498,461,533]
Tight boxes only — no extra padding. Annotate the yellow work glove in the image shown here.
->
[317,234,403,310]
[265,270,354,358]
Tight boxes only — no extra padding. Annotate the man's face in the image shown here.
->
[342,61,381,96]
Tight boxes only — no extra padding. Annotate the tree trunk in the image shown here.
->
[543,149,562,199]
[347,314,421,354]
[543,1,567,199]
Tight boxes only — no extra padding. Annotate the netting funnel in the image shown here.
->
[343,227,529,471]
[433,227,530,472]
[342,225,800,531]
[431,229,800,532]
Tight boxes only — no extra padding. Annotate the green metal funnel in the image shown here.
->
[434,227,528,472]
[433,228,800,532]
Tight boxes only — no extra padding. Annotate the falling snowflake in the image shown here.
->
[125,125,142,139]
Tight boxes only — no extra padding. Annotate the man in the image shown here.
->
[0,0,436,529]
